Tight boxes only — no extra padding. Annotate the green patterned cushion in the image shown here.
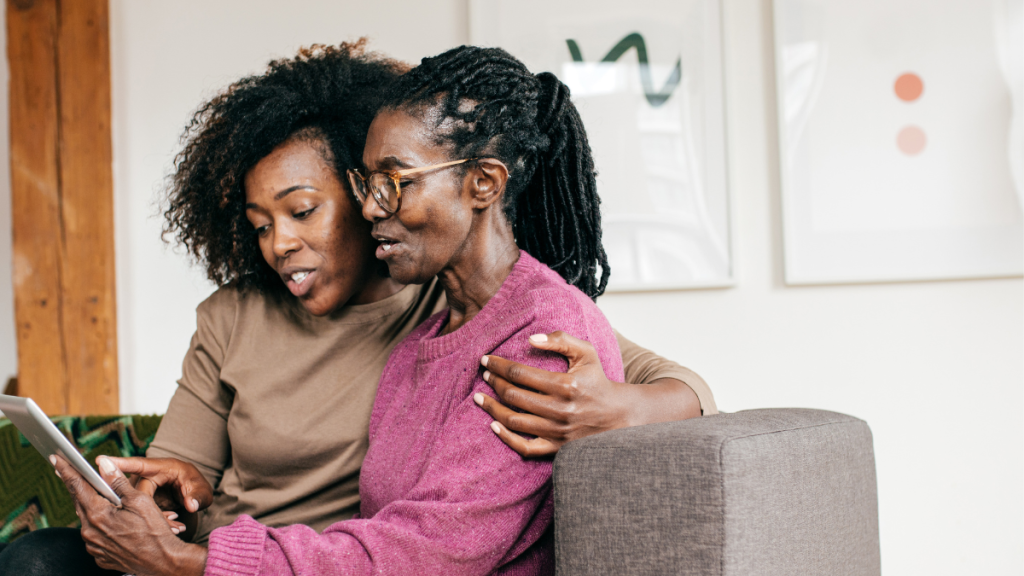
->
[0,415,162,543]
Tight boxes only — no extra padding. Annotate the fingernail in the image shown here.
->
[167,512,178,521]
[172,527,180,535]
[482,370,491,382]
[190,498,199,512]
[55,468,61,479]
[473,393,484,406]
[49,455,57,466]
[98,457,116,476]
[480,356,489,367]
[490,421,501,434]
[529,334,548,343]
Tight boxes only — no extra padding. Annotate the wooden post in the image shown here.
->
[54,0,117,414]
[7,0,117,415]
[8,0,66,414]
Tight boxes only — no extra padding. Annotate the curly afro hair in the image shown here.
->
[162,40,407,293]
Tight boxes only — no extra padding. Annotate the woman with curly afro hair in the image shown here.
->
[11,42,714,576]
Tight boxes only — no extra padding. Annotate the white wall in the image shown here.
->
[0,5,16,387]
[600,2,1023,575]
[106,1,1021,575]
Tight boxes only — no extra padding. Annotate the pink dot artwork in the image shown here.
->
[894,73,924,102]
[897,125,927,155]
[894,72,926,156]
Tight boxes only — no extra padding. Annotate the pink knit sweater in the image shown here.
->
[204,252,623,576]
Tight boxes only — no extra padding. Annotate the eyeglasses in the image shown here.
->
[346,158,478,214]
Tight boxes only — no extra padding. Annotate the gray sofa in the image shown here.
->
[553,408,880,575]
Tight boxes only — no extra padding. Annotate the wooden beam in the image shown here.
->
[8,0,67,414]
[7,0,117,414]
[55,0,117,414]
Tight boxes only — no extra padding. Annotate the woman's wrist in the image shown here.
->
[170,542,208,576]
[620,377,701,428]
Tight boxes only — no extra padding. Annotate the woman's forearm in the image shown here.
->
[169,543,208,576]
[620,377,701,428]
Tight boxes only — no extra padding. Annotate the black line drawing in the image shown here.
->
[566,33,682,107]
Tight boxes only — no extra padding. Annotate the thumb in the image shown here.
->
[97,455,136,500]
[179,477,213,513]
[528,331,600,368]
[104,456,147,476]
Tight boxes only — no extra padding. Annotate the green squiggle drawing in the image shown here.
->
[566,33,682,107]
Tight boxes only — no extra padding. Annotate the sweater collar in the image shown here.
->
[418,251,539,361]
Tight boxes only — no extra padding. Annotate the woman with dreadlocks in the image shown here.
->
[35,43,715,576]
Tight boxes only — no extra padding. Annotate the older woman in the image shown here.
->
[29,44,715,576]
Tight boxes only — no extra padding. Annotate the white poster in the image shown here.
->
[774,0,1024,284]
[471,0,732,291]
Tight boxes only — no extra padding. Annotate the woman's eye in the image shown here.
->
[255,225,270,236]
[294,207,316,219]
[399,180,414,188]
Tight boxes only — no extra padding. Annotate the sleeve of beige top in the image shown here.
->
[146,289,237,490]
[614,329,718,415]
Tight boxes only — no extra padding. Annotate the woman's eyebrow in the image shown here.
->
[377,156,413,170]
[244,185,319,210]
[273,185,317,201]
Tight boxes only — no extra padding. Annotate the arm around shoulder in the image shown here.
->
[615,329,718,416]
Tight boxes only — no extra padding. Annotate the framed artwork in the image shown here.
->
[470,0,732,291]
[773,0,1024,285]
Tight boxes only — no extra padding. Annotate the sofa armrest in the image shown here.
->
[552,408,880,576]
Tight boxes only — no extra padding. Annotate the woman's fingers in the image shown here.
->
[481,370,566,420]
[105,456,214,512]
[482,331,600,398]
[525,331,599,367]
[162,511,187,534]
[136,477,159,497]
[177,468,214,513]
[52,455,104,510]
[474,393,567,440]
[488,421,560,458]
[481,354,563,394]
[96,456,136,501]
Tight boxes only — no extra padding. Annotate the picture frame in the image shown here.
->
[773,0,1024,285]
[470,0,733,291]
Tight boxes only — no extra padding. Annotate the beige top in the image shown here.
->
[148,279,716,543]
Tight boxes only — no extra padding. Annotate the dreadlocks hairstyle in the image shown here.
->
[163,40,406,293]
[382,45,610,299]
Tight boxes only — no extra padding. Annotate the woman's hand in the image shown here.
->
[110,456,213,515]
[110,456,213,538]
[52,455,208,576]
[477,331,700,457]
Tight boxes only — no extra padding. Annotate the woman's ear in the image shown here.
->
[468,158,509,209]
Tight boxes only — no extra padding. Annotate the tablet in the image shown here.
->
[0,394,122,507]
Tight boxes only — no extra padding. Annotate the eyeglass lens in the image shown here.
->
[368,173,400,212]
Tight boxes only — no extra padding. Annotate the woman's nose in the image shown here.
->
[361,195,390,222]
[272,225,302,258]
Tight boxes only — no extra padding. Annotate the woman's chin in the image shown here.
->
[297,292,343,317]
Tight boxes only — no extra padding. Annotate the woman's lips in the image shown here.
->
[375,240,399,260]
[284,269,317,297]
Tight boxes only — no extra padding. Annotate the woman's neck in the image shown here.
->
[438,217,520,335]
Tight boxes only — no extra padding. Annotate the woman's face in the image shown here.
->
[244,137,382,315]
[360,109,479,285]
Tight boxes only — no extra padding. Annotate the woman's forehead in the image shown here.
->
[363,108,451,169]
